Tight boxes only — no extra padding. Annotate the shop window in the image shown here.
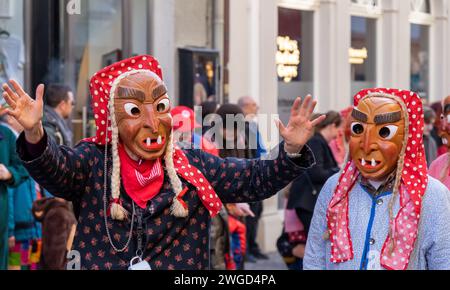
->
[277,7,314,126]
[410,23,429,100]
[62,0,124,140]
[350,16,377,97]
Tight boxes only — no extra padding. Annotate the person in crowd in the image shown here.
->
[171,105,235,270]
[282,111,342,269]
[305,88,450,270]
[329,107,353,167]
[237,97,269,262]
[423,106,438,167]
[32,197,77,270]
[277,183,307,270]
[1,111,42,270]
[430,101,446,156]
[430,96,450,188]
[171,106,218,156]
[2,55,323,270]
[43,84,74,147]
[199,101,218,134]
[0,107,28,270]
[215,103,257,268]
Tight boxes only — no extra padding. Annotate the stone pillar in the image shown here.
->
[379,0,411,90]
[228,0,251,102]
[429,0,449,102]
[149,0,176,101]
[316,0,351,112]
[228,0,282,253]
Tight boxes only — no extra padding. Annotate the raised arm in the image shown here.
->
[194,142,316,204]
[195,95,325,203]
[3,80,91,201]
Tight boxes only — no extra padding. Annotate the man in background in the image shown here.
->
[238,96,269,262]
[43,84,74,147]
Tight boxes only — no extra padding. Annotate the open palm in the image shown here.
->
[277,95,325,153]
[2,80,45,131]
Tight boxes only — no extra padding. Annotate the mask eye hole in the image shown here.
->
[379,125,399,140]
[351,122,364,135]
[157,99,170,113]
[124,103,140,117]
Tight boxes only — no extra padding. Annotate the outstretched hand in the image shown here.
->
[2,80,45,143]
[276,95,325,154]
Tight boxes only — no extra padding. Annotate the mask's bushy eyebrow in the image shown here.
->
[374,111,402,124]
[152,84,168,99]
[352,109,368,123]
[117,87,145,101]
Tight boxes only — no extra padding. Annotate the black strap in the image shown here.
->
[136,208,144,257]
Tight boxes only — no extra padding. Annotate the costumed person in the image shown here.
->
[1,111,42,270]
[429,96,450,188]
[304,88,450,270]
[2,55,323,270]
[0,108,28,270]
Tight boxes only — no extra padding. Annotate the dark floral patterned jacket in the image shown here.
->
[17,132,315,270]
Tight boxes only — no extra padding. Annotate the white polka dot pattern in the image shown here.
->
[173,147,223,217]
[84,55,163,145]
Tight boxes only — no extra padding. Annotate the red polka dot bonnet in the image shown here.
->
[86,55,222,221]
[327,88,428,270]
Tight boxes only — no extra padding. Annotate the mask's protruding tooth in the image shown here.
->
[157,136,162,145]
[146,138,151,146]
[361,159,366,166]
[371,158,377,167]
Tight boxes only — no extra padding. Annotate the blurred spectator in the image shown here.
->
[329,107,353,167]
[283,111,341,269]
[1,114,42,270]
[430,96,450,188]
[171,106,218,156]
[238,96,267,157]
[430,101,446,156]
[237,97,268,263]
[43,84,74,147]
[0,109,29,270]
[423,106,438,167]
[199,101,218,134]
[216,104,256,269]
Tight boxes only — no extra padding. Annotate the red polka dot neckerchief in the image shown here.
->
[173,147,222,217]
[327,88,428,270]
[84,54,222,217]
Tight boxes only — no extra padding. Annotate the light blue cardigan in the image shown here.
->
[304,174,450,270]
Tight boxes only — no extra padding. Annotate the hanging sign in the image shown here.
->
[276,36,301,83]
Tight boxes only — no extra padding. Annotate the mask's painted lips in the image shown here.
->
[141,136,166,151]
